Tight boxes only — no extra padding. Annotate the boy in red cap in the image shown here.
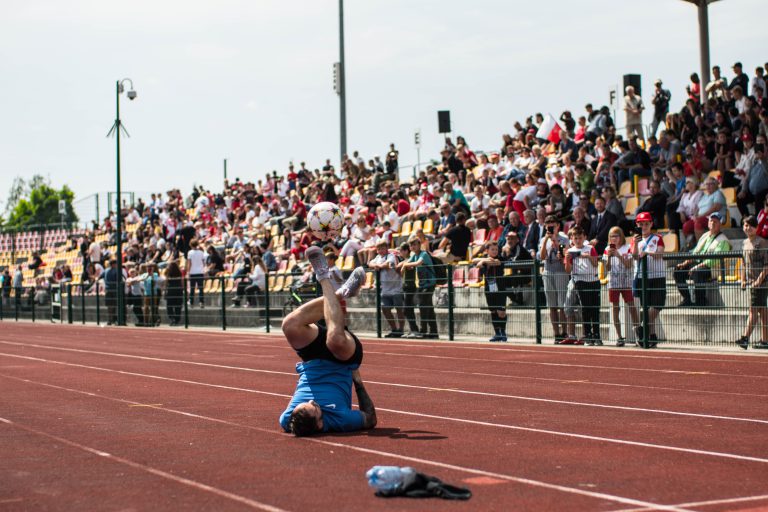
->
[630,212,666,347]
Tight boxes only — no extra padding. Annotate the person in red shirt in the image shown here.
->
[283,196,307,230]
[395,190,410,216]
[757,198,768,239]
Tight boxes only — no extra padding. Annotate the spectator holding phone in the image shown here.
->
[604,227,639,346]
[631,212,666,346]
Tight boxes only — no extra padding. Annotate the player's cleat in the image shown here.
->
[305,246,330,281]
[338,267,366,298]
[736,336,749,350]
[616,337,625,347]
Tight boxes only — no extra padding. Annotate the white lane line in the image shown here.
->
[2,353,767,466]
[2,343,766,425]
[0,415,288,512]
[0,373,693,512]
[6,326,765,365]
[610,492,768,512]
[365,380,768,426]
[362,362,768,399]
[364,349,768,379]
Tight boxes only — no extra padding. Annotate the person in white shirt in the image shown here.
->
[368,240,405,337]
[563,226,601,345]
[603,227,639,346]
[185,239,207,308]
[88,239,102,266]
[470,186,490,222]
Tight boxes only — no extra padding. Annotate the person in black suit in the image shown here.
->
[521,209,542,257]
[588,197,618,254]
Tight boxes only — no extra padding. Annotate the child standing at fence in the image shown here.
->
[737,216,768,349]
[564,226,602,345]
[474,241,508,342]
[603,226,639,346]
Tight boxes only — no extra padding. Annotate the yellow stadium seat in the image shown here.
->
[619,181,633,198]
[624,197,638,216]
[412,220,423,233]
[423,218,434,234]
[271,275,285,292]
[722,187,737,206]
[400,221,412,237]
[662,232,679,253]
[341,255,355,271]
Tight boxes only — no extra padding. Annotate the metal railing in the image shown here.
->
[2,251,759,350]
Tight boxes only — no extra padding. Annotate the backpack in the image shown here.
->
[432,259,448,286]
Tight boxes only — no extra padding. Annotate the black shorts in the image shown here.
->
[296,322,363,366]
[484,290,507,311]
[751,287,768,308]
[634,277,666,311]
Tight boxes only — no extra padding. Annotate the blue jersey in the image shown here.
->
[279,359,363,433]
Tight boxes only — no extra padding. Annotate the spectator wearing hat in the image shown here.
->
[674,212,731,308]
[623,86,645,142]
[737,216,768,349]
[651,79,671,137]
[630,212,666,345]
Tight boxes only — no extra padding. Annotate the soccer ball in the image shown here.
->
[307,202,344,241]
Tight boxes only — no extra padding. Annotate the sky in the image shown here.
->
[0,0,765,221]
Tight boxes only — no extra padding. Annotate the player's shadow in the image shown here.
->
[328,427,447,441]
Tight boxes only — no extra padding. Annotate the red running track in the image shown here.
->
[1,323,768,511]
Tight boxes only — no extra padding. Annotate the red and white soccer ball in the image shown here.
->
[307,202,344,241]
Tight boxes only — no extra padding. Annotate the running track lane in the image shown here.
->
[1,324,768,508]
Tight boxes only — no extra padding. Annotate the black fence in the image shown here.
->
[0,252,759,349]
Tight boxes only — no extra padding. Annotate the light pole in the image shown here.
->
[106,78,137,326]
[338,0,347,164]
[681,0,721,104]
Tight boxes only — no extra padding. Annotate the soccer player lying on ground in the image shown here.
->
[279,247,377,436]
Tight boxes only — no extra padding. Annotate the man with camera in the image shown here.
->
[539,215,570,343]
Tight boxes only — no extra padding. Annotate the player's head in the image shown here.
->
[289,400,323,436]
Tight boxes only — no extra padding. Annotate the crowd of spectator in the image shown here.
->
[3,60,768,348]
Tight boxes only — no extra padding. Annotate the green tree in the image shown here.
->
[4,175,78,229]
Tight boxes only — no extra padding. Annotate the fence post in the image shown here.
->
[96,282,101,326]
[81,283,86,325]
[640,255,649,349]
[263,274,270,333]
[183,277,189,329]
[0,291,4,321]
[67,284,73,324]
[221,276,227,331]
[31,291,36,323]
[375,270,382,338]
[447,264,454,341]
[533,260,542,344]
[15,288,19,321]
